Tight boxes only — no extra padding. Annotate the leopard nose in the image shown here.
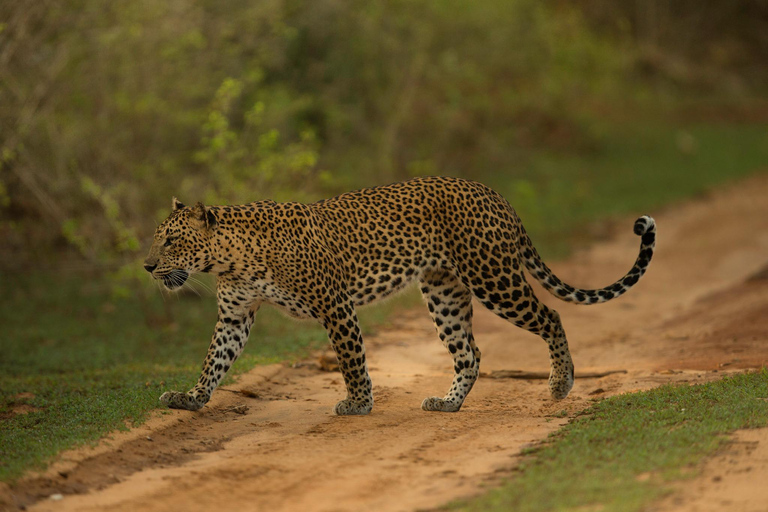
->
[143,263,157,273]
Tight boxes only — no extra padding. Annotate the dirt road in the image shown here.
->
[6,174,768,512]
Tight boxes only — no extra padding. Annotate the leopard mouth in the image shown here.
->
[159,270,189,290]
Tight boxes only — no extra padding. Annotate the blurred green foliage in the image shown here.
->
[484,122,768,256]
[3,0,764,269]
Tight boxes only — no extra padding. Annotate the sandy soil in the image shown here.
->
[3,174,768,512]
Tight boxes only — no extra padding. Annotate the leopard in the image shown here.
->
[144,176,656,414]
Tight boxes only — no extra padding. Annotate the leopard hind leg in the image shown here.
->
[472,269,574,400]
[419,269,479,412]
[322,299,374,415]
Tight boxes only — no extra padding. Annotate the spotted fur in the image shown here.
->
[144,177,656,413]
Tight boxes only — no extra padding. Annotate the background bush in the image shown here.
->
[1,0,766,268]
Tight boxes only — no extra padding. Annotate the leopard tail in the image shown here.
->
[520,215,656,304]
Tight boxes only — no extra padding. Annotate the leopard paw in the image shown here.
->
[421,396,462,412]
[548,368,574,400]
[159,391,207,411]
[333,398,372,416]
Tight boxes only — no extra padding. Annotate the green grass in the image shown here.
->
[0,271,420,482]
[448,370,768,512]
[483,121,768,257]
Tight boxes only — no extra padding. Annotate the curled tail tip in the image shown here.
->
[633,215,656,236]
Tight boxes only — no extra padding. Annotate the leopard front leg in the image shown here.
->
[160,297,260,411]
[322,301,373,416]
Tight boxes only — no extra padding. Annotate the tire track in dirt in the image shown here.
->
[5,173,768,512]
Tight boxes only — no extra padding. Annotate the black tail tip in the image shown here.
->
[633,215,655,236]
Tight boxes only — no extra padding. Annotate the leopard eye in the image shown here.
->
[164,237,175,247]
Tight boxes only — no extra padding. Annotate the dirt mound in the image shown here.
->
[652,265,768,371]
[4,174,768,512]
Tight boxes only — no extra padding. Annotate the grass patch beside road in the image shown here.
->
[486,121,768,257]
[449,370,768,512]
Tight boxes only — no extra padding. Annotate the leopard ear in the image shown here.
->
[172,197,186,211]
[191,201,217,230]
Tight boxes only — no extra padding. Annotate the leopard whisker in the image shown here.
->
[183,279,202,298]
[187,275,215,296]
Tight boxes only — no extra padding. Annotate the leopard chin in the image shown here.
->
[161,269,189,290]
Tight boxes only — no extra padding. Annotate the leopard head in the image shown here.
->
[144,198,218,290]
